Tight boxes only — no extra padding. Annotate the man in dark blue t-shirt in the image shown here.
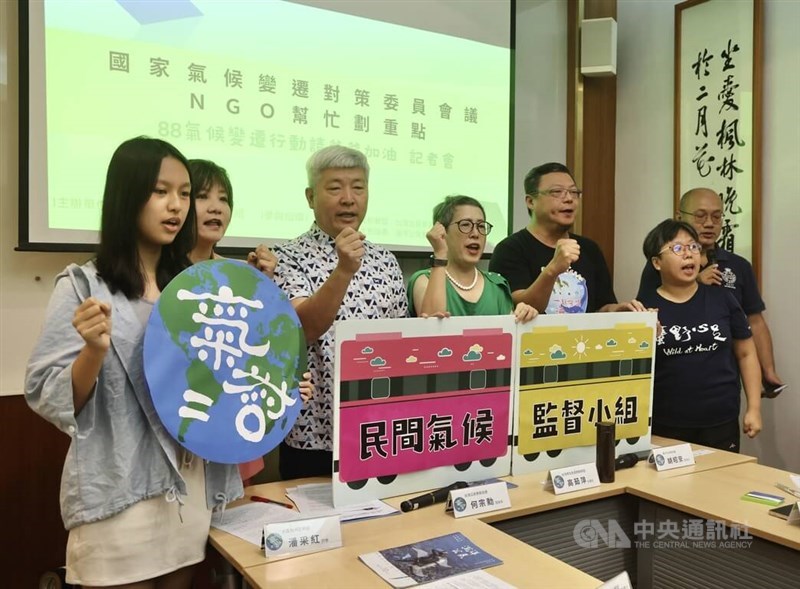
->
[637,188,782,391]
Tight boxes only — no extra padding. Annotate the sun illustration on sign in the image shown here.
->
[572,335,590,358]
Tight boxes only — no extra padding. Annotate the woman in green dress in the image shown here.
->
[409,195,537,322]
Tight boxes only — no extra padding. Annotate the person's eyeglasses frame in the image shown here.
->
[533,187,583,201]
[679,209,724,224]
[658,242,702,257]
[449,220,493,236]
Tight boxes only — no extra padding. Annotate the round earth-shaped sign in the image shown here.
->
[144,259,305,463]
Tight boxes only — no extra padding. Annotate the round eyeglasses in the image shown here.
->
[659,242,702,256]
[449,220,493,236]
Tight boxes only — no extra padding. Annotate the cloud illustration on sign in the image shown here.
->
[361,346,374,354]
[463,350,482,362]
[550,349,567,360]
[595,344,603,350]
[369,357,387,367]
[497,354,506,361]
[469,344,484,353]
[523,349,533,355]
[628,337,637,344]
[438,348,453,357]
[606,339,618,346]
[406,355,418,363]
[639,341,650,349]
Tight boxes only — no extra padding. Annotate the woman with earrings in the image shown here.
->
[639,219,762,452]
[408,195,537,322]
[25,138,242,588]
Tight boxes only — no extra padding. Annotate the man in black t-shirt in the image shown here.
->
[489,162,643,314]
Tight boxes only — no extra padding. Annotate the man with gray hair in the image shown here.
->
[273,145,408,479]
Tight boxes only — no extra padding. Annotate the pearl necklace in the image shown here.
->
[445,268,479,291]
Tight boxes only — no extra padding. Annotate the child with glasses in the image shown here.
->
[638,187,782,394]
[638,219,762,453]
[408,195,537,322]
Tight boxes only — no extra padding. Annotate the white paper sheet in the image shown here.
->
[211,502,300,546]
[423,570,517,589]
[285,483,398,521]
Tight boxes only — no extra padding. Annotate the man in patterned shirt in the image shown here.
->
[274,146,408,479]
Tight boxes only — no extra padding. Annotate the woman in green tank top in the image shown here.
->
[408,195,537,322]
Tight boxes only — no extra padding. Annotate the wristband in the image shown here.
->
[429,256,447,268]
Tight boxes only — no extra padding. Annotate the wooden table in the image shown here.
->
[625,462,800,588]
[242,516,600,589]
[628,461,800,550]
[208,441,771,589]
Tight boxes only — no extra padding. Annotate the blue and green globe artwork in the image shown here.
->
[144,259,305,463]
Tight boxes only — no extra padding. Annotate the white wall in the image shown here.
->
[0,1,81,397]
[513,0,568,229]
[616,0,800,470]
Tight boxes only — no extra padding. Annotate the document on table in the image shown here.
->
[422,570,517,589]
[693,448,715,457]
[211,502,300,546]
[652,444,716,457]
[285,483,398,522]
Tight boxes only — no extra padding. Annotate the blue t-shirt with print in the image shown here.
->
[640,284,751,428]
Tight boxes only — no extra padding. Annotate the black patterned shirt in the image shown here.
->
[274,224,408,451]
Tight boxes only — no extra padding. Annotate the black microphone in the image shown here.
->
[400,481,468,512]
[705,248,717,267]
[614,453,639,471]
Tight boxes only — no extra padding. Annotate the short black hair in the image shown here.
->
[523,162,575,195]
[189,159,234,210]
[642,219,700,260]
[96,136,195,299]
[432,195,485,227]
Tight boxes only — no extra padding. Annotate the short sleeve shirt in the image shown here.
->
[488,228,617,313]
[273,224,408,451]
[639,285,752,428]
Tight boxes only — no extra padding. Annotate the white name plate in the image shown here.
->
[651,443,695,471]
[447,481,510,518]
[263,515,341,559]
[546,462,600,495]
[597,571,633,589]
[788,502,800,525]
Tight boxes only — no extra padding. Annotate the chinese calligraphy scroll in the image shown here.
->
[675,0,762,280]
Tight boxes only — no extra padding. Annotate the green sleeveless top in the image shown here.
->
[407,268,514,317]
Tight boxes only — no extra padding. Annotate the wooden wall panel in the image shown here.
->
[581,75,617,272]
[0,395,69,587]
[568,0,618,276]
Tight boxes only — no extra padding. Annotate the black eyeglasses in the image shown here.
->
[536,187,583,200]
[449,220,493,235]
